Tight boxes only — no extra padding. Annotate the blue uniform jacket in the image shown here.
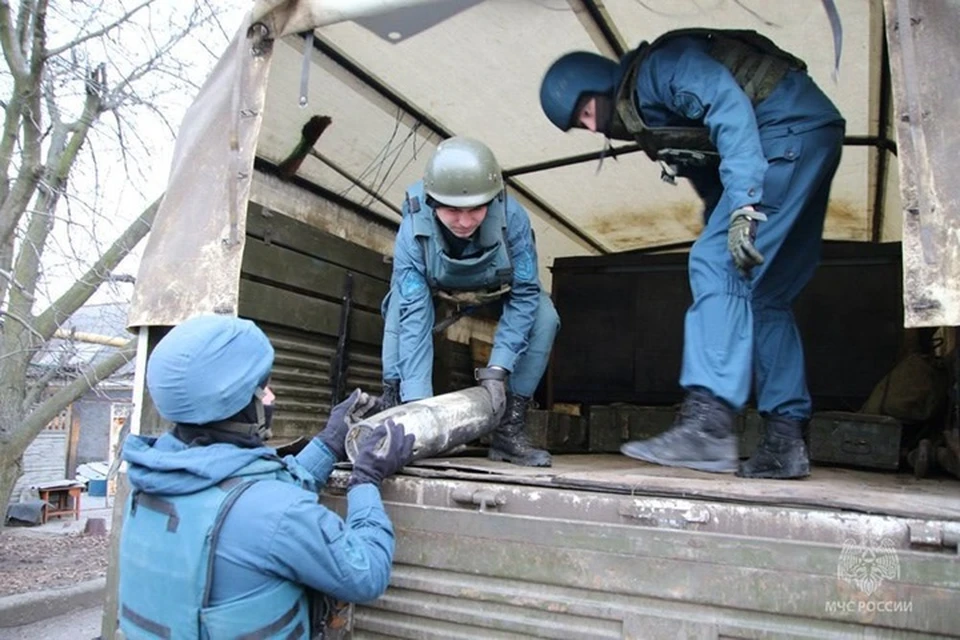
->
[122,432,395,605]
[389,187,542,401]
[630,35,844,210]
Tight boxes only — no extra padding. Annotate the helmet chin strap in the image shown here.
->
[253,387,273,440]
[214,387,272,440]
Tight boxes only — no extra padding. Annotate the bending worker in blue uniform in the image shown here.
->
[118,314,415,639]
[540,30,845,478]
[378,137,560,467]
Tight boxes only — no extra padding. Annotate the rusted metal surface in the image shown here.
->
[885,0,960,327]
[323,468,960,638]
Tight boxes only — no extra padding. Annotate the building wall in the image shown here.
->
[73,388,133,469]
[13,413,68,499]
[13,386,133,498]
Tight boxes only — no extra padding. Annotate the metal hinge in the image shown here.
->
[451,487,506,512]
[618,500,711,529]
[908,521,960,553]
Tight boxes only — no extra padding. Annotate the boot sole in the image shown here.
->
[620,445,736,474]
[488,449,552,467]
[736,466,811,480]
[737,471,810,480]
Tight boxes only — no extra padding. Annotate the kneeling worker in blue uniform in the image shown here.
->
[118,314,415,639]
[378,137,561,467]
[540,30,845,478]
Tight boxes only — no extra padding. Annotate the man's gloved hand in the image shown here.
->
[728,207,768,277]
[347,419,416,489]
[475,366,508,420]
[317,388,378,461]
[371,379,402,415]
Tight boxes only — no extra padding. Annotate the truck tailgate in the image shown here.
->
[324,454,960,639]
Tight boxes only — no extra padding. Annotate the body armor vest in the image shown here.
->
[119,456,312,639]
[614,29,807,176]
[405,181,513,306]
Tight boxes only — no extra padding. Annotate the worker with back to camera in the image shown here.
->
[117,314,415,639]
[376,136,561,468]
[539,29,845,478]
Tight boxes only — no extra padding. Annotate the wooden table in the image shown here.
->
[34,480,83,524]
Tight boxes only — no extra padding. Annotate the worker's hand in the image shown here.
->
[347,419,416,489]
[728,206,768,278]
[317,388,377,461]
[475,366,508,421]
[371,380,402,414]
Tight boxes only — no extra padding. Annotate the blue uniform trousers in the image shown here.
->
[680,124,845,420]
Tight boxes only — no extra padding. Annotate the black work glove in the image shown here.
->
[317,388,378,461]
[727,207,768,277]
[347,419,416,489]
[475,366,508,421]
[372,379,402,414]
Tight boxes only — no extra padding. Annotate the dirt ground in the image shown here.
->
[0,528,109,597]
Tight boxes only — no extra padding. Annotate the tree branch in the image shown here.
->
[1,308,42,341]
[103,17,200,112]
[27,0,44,79]
[0,0,43,248]
[21,339,73,410]
[15,0,32,56]
[0,73,25,202]
[0,235,14,306]
[8,121,68,310]
[7,338,135,455]
[45,0,153,59]
[0,160,42,248]
[0,0,29,80]
[33,197,160,340]
[50,66,102,185]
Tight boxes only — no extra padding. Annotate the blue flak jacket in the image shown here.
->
[630,35,844,210]
[384,180,544,401]
[118,431,395,639]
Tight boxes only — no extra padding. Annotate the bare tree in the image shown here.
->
[0,0,238,521]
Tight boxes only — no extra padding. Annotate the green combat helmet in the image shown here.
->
[424,137,503,208]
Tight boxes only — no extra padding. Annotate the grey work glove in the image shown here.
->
[317,388,378,461]
[727,207,768,277]
[475,366,508,421]
[347,419,416,489]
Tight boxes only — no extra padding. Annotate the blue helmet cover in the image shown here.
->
[539,51,620,131]
[146,315,274,425]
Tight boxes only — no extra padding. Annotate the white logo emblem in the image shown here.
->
[837,537,900,596]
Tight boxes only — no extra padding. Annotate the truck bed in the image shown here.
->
[405,453,960,522]
[324,453,960,638]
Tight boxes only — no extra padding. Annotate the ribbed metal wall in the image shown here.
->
[257,321,383,440]
[239,206,479,441]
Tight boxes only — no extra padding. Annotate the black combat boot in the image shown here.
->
[488,394,552,467]
[620,389,738,473]
[376,379,401,413]
[737,414,810,479]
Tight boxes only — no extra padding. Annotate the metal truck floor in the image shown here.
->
[405,453,960,521]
